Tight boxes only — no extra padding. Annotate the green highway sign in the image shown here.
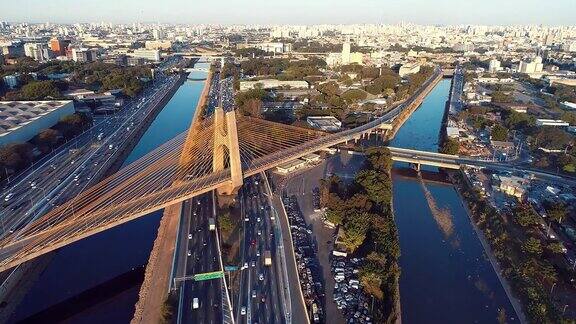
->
[194,271,224,281]
[224,265,239,271]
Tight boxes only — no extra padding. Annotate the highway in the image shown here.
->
[235,174,287,324]
[0,69,183,239]
[179,194,222,324]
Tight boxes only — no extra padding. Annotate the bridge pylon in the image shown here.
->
[213,107,243,196]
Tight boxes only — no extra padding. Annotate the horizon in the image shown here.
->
[2,0,575,26]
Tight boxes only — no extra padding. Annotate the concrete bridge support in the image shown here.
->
[213,107,243,196]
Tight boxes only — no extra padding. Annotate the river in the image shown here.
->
[390,79,518,323]
[10,63,209,323]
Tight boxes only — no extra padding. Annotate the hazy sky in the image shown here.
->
[3,0,575,25]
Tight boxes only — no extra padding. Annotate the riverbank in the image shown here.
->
[449,171,527,323]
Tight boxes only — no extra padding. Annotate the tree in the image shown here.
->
[546,202,567,224]
[514,205,540,227]
[355,170,392,207]
[365,147,393,172]
[546,242,565,254]
[239,98,262,117]
[19,80,61,100]
[440,138,460,155]
[491,91,513,103]
[341,89,367,104]
[522,237,543,255]
[35,129,61,151]
[0,143,34,171]
[491,124,508,141]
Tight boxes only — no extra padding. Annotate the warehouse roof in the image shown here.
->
[0,101,73,135]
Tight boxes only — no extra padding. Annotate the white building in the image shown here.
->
[535,119,569,127]
[562,41,576,52]
[341,41,351,65]
[130,49,161,62]
[72,48,97,63]
[24,43,51,62]
[0,101,75,146]
[153,29,164,40]
[399,62,421,77]
[518,56,543,74]
[488,59,501,73]
[255,42,292,53]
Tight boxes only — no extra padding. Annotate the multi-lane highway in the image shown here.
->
[235,174,288,324]
[178,194,223,324]
[0,70,182,238]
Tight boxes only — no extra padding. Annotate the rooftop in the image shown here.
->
[0,101,73,136]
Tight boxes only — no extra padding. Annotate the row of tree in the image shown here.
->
[457,175,571,323]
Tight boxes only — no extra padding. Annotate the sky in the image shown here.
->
[2,0,575,25]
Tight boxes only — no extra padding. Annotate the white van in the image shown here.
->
[192,297,199,309]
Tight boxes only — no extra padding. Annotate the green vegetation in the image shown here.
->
[490,124,509,141]
[440,137,460,155]
[395,66,435,100]
[320,147,400,323]
[239,57,325,80]
[19,80,62,100]
[2,60,152,99]
[491,90,514,103]
[235,88,266,117]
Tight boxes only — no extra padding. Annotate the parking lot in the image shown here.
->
[282,195,325,323]
[330,256,373,323]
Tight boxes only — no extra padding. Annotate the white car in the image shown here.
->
[192,297,199,309]
[259,273,264,281]
[188,234,192,239]
[252,290,257,298]
[241,307,246,315]
[187,250,191,257]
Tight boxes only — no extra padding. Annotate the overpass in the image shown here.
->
[4,66,561,272]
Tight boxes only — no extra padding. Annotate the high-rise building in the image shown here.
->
[518,56,543,74]
[153,29,164,40]
[488,59,501,73]
[341,41,351,65]
[49,38,71,56]
[24,43,51,62]
[72,48,97,63]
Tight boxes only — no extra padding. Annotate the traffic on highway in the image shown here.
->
[235,174,288,324]
[0,62,184,239]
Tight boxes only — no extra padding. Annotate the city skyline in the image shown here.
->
[2,0,576,26]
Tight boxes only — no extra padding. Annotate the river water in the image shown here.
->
[11,63,209,323]
[390,79,518,323]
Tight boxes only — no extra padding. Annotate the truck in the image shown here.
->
[208,217,216,231]
[264,250,272,266]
